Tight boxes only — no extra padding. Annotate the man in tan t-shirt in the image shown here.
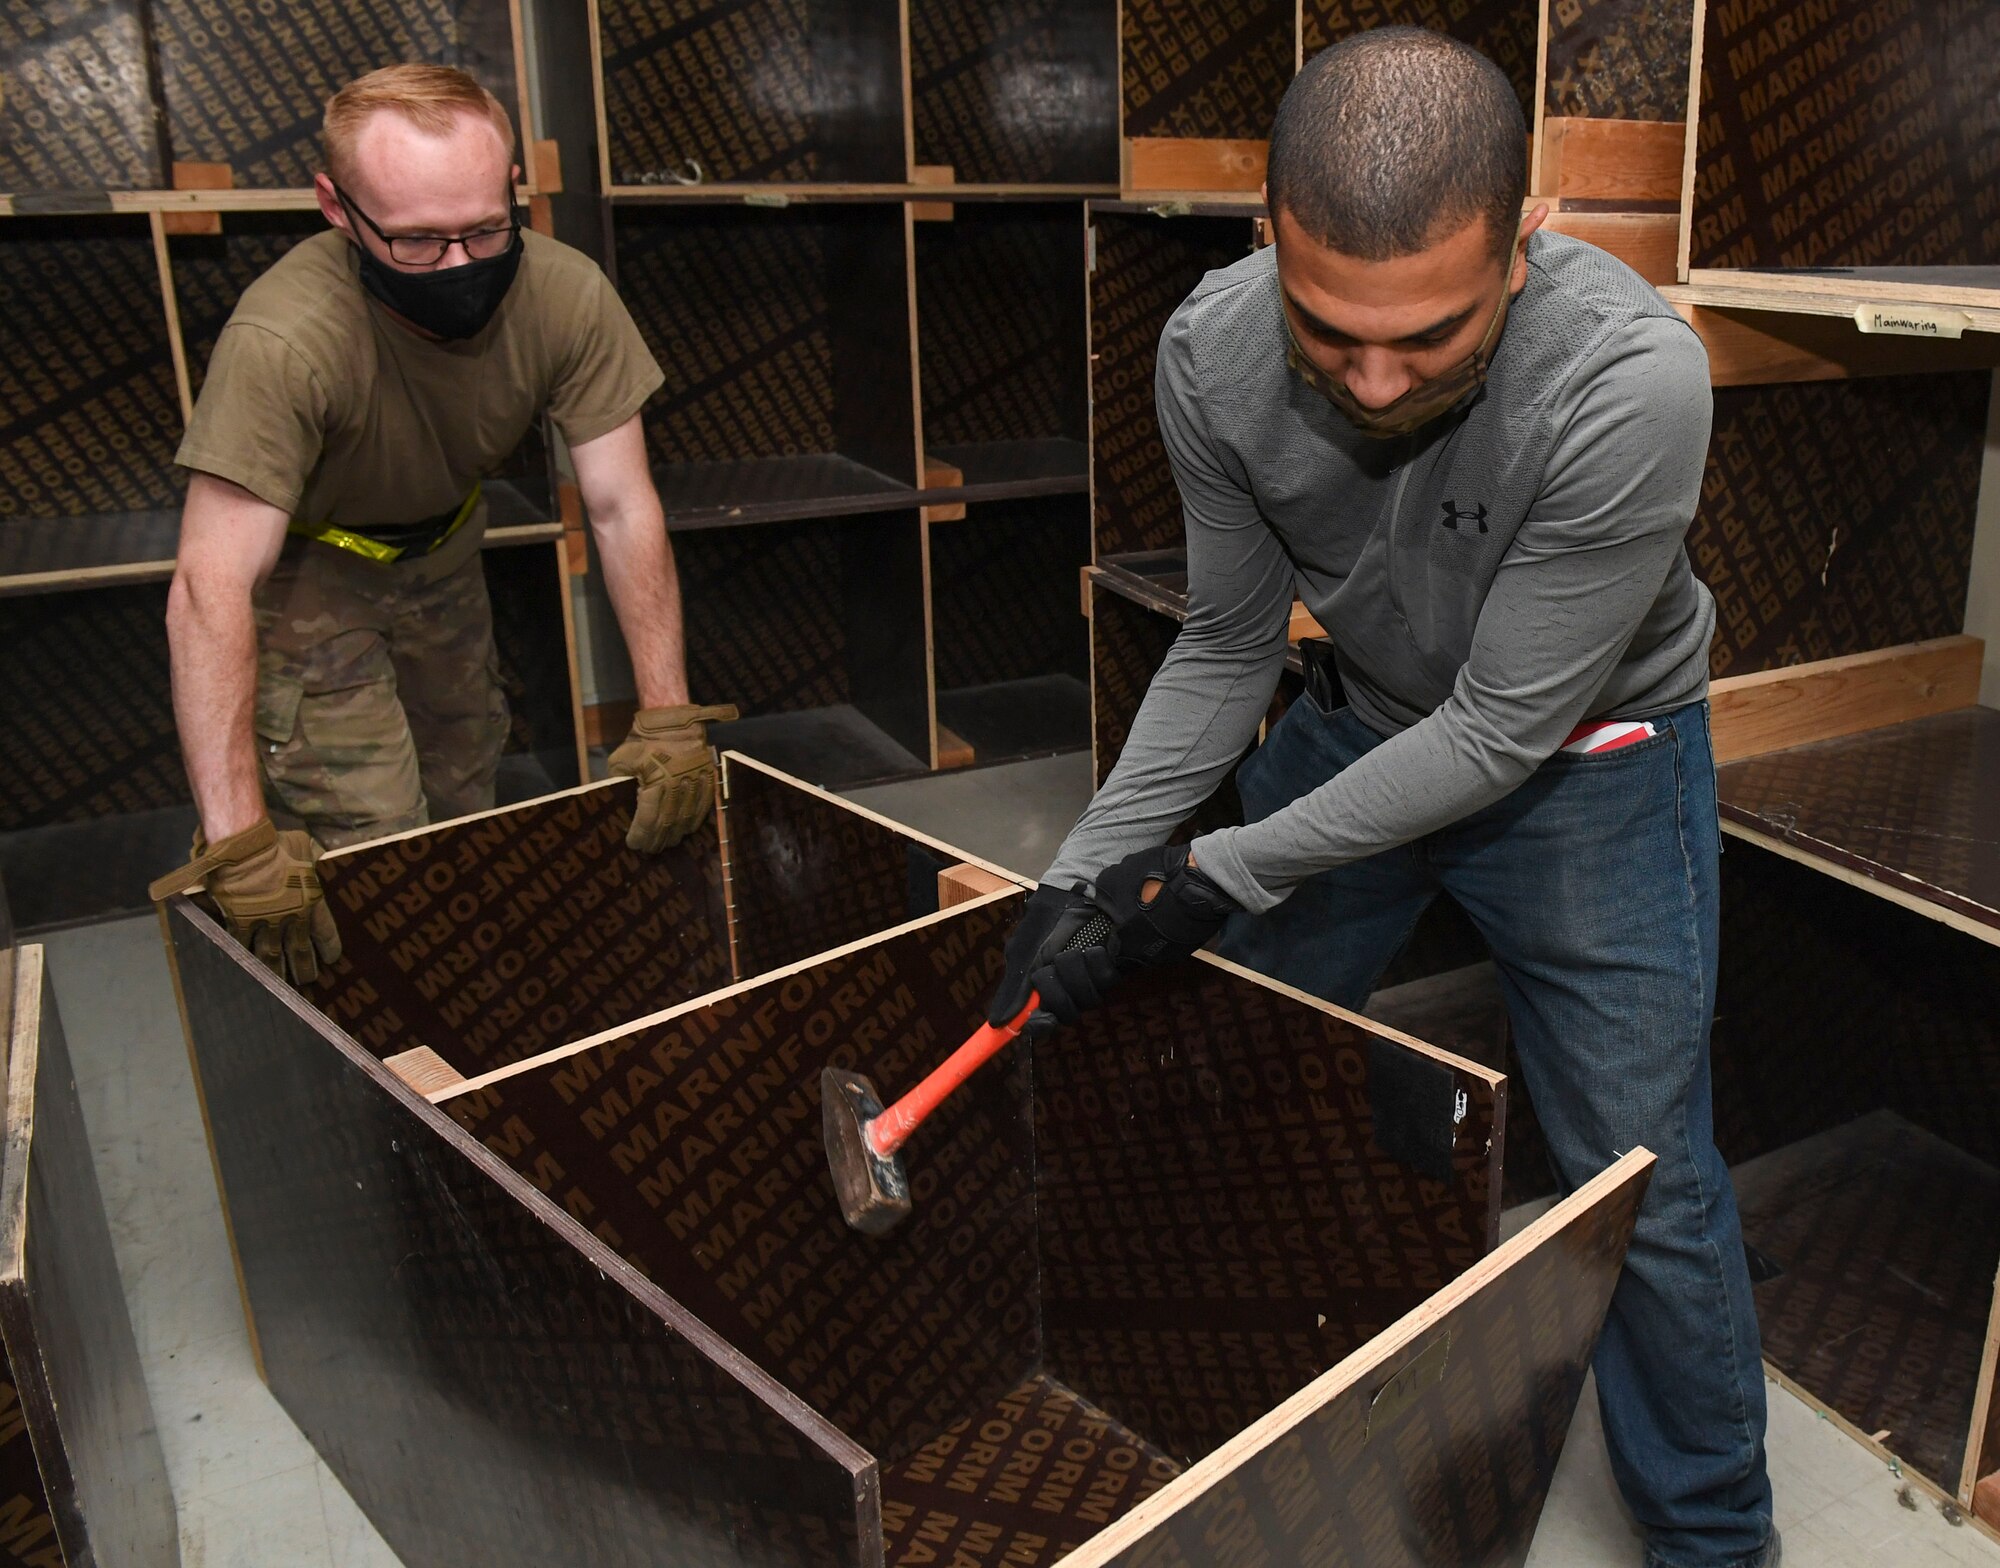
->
[153,64,731,983]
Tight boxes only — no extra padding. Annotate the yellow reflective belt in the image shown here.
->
[289,482,482,564]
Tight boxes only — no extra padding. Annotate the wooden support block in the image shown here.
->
[1532,118,1685,203]
[938,863,1014,908]
[531,139,563,195]
[582,700,637,750]
[1975,1470,2000,1529]
[384,1047,464,1098]
[1708,637,1982,765]
[935,724,976,770]
[162,162,232,235]
[557,480,587,574]
[921,455,965,522]
[912,164,954,222]
[527,194,554,237]
[1126,138,1267,194]
[1675,304,2000,387]
[1543,210,1679,286]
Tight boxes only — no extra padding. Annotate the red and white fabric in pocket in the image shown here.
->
[1561,719,1658,756]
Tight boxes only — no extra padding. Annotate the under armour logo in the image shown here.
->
[1441,500,1488,533]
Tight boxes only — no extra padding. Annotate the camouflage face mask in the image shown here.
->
[1286,244,1518,440]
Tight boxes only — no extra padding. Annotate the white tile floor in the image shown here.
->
[36,752,2000,1566]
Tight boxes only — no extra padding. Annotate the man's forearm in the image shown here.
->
[592,493,691,709]
[166,572,267,840]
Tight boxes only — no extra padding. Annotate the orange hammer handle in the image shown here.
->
[865,992,1039,1159]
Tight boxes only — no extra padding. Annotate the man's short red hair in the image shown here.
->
[323,64,515,186]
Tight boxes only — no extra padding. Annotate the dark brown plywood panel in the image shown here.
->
[1090,578,1180,787]
[1692,374,1989,679]
[616,204,917,493]
[1543,0,1694,121]
[1719,709,2000,934]
[1734,1111,2000,1488]
[1120,0,1293,142]
[1070,1153,1650,1568]
[931,497,1090,692]
[1712,837,2000,1183]
[0,216,184,523]
[1,951,177,1567]
[444,895,1037,1466]
[918,204,1087,449]
[482,541,579,776]
[1089,212,1255,558]
[598,0,904,186]
[720,755,941,981]
[676,522,851,716]
[314,780,731,1074]
[880,1373,1181,1568]
[1038,955,1503,1466]
[0,0,167,193]
[615,205,840,469]
[0,1347,58,1568]
[1689,0,2000,269]
[0,583,185,830]
[910,0,1118,185]
[1301,0,1536,119]
[152,0,522,188]
[168,897,874,1568]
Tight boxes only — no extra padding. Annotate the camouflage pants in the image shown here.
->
[253,543,508,850]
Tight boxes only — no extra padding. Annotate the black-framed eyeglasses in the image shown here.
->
[333,182,519,267]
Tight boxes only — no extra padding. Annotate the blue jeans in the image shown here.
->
[1216,697,1774,1568]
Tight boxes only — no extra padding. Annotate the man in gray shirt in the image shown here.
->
[988,29,1776,1568]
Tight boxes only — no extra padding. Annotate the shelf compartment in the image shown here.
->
[673,511,933,779]
[1734,1112,2000,1489]
[1708,837,2000,1499]
[150,0,529,189]
[1086,205,1262,557]
[929,494,1090,763]
[909,0,1118,187]
[1685,0,2000,276]
[918,201,1087,483]
[1689,373,1990,681]
[594,0,904,188]
[1716,705,2000,940]
[614,202,919,523]
[0,215,185,531]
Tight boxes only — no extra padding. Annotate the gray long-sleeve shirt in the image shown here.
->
[1047,230,1716,912]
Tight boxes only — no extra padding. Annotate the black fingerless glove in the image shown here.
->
[1094,843,1240,969]
[988,883,1120,1034]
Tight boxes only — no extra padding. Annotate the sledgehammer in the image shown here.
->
[822,912,1114,1235]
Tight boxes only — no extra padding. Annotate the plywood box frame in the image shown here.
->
[163,759,1651,1566]
[3,946,178,1565]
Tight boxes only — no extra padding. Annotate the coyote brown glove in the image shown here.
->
[608,703,739,852]
[149,818,342,986]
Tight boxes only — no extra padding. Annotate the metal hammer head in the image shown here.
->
[821,1067,911,1236]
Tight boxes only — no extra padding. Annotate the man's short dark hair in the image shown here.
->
[1266,28,1527,262]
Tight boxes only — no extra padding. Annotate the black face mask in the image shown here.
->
[355,231,523,342]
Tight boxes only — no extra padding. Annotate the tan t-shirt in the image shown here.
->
[175,227,662,580]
